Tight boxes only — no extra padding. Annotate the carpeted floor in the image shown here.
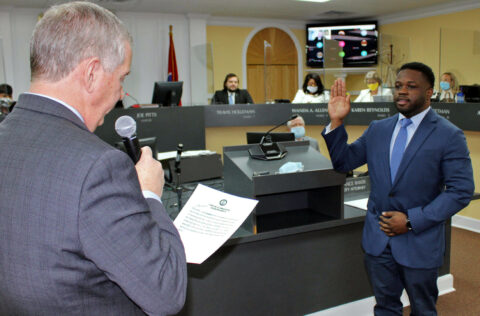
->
[403,227,480,315]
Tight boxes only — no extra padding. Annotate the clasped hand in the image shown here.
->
[379,211,408,237]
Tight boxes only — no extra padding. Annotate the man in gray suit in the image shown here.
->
[287,115,320,151]
[0,2,187,315]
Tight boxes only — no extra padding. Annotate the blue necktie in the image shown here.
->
[229,94,234,105]
[390,118,412,183]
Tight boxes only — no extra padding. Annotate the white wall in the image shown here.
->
[0,7,193,105]
[118,11,192,106]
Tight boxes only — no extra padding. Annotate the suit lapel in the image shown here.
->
[223,91,229,104]
[392,109,437,186]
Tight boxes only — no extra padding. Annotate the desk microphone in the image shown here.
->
[175,143,184,175]
[115,115,141,163]
[125,92,140,108]
[261,114,298,144]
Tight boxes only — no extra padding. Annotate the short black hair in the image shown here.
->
[302,73,324,95]
[398,62,435,88]
[223,73,238,90]
[0,84,13,96]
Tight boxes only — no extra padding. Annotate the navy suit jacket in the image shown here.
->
[211,89,254,104]
[322,109,474,269]
[0,94,187,315]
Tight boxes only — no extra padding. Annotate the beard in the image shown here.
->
[394,94,428,118]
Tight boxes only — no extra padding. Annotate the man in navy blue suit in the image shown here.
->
[322,62,474,315]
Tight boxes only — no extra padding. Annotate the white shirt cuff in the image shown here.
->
[324,123,333,134]
[142,190,162,203]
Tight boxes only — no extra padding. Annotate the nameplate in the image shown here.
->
[344,176,370,195]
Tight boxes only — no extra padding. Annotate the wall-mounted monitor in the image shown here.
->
[151,81,183,107]
[306,21,378,68]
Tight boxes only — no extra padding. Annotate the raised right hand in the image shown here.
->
[328,78,351,129]
[135,146,165,198]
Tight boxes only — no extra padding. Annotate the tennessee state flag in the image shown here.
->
[167,25,181,105]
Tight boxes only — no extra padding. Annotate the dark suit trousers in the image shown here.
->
[364,242,439,316]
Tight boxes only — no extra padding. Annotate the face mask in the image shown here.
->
[0,97,12,108]
[367,82,379,92]
[291,126,305,139]
[440,81,450,91]
[278,161,304,174]
[306,86,318,94]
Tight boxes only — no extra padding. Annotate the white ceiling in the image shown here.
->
[0,0,479,22]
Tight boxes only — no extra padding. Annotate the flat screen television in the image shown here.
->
[306,21,378,68]
[246,132,295,144]
[151,81,183,106]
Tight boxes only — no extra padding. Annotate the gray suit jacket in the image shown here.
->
[0,94,187,315]
[302,136,320,151]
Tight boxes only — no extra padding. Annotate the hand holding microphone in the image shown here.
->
[115,115,165,197]
[115,115,141,163]
[135,147,165,198]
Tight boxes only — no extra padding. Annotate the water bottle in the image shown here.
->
[456,91,465,103]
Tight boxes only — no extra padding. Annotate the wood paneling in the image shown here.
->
[247,27,298,103]
[247,64,298,102]
[247,28,297,65]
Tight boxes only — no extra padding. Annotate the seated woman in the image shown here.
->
[436,72,458,102]
[292,73,329,103]
[355,71,392,102]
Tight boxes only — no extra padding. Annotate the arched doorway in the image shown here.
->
[246,27,298,103]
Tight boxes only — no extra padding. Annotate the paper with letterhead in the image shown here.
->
[173,184,258,264]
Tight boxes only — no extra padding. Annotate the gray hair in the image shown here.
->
[364,71,382,85]
[30,1,132,81]
[287,115,305,128]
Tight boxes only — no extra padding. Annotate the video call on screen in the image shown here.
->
[306,23,378,68]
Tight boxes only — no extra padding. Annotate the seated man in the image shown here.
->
[287,115,319,151]
[211,73,254,105]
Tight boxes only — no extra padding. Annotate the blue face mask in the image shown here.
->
[440,81,450,91]
[278,161,304,174]
[291,126,305,139]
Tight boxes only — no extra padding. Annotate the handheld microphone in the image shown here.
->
[125,92,140,108]
[115,115,141,163]
[261,114,298,144]
[175,143,184,175]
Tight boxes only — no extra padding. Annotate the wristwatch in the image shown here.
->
[406,218,413,231]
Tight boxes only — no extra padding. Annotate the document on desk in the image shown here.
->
[344,198,369,210]
[173,184,258,264]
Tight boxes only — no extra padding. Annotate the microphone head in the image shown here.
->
[115,115,137,138]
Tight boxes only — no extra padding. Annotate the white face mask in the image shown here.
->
[306,86,318,94]
[291,126,305,139]
[0,97,12,108]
